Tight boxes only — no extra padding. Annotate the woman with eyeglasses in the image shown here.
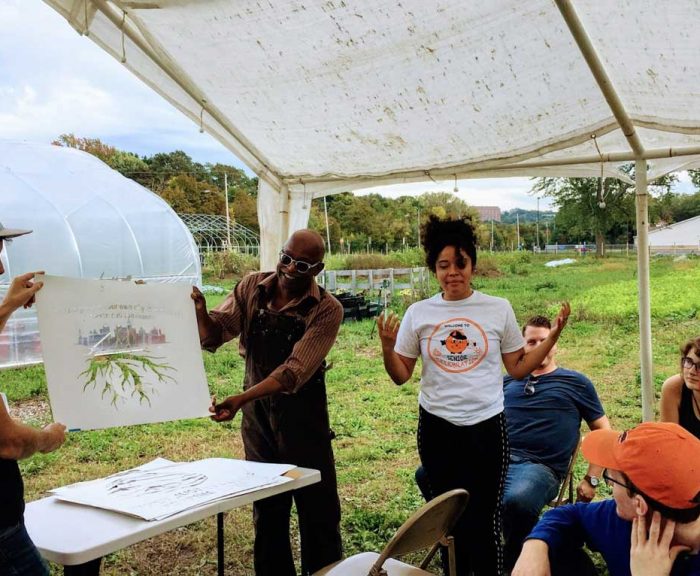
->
[660,336,700,439]
[377,216,570,576]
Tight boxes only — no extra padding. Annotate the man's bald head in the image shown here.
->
[285,229,325,263]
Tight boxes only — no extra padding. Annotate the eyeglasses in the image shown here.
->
[523,375,539,396]
[602,470,635,492]
[278,251,322,274]
[682,356,700,372]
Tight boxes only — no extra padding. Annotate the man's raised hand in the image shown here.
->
[630,512,690,576]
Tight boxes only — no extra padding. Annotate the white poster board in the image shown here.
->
[50,458,295,521]
[35,275,211,430]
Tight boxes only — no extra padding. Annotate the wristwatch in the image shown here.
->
[583,474,600,487]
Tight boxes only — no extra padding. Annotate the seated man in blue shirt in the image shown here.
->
[513,422,700,576]
[502,315,610,570]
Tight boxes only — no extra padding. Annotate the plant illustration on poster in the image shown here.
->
[80,351,176,407]
[35,275,211,431]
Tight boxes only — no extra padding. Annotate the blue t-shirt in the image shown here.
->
[528,500,700,576]
[504,367,605,478]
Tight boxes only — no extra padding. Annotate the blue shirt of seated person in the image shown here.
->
[502,316,609,569]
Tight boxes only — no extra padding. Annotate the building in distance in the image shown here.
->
[473,206,502,222]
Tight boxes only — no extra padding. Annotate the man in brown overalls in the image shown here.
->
[192,229,343,576]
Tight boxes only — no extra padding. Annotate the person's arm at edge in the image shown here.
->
[377,311,417,385]
[0,301,12,334]
[502,302,571,380]
[513,502,592,576]
[577,415,611,502]
[527,503,585,549]
[511,539,551,576]
[0,402,66,460]
[0,272,44,333]
[659,374,683,424]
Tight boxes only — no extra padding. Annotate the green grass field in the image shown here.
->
[3,253,699,575]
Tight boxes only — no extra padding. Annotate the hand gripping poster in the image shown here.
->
[35,275,211,430]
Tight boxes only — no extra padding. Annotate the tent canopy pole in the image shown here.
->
[635,159,654,421]
[555,0,654,421]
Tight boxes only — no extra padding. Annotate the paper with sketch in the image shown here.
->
[50,458,295,521]
[35,275,211,430]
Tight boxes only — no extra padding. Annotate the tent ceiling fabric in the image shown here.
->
[45,0,700,190]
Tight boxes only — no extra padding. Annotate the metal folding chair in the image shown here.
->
[549,435,582,507]
[313,489,469,576]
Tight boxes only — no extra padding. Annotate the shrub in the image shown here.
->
[498,251,533,275]
[202,251,259,280]
[327,252,424,270]
[343,254,399,270]
[474,254,501,277]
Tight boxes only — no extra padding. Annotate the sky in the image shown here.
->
[1,2,694,212]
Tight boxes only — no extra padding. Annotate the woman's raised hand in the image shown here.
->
[552,301,571,335]
[377,311,400,350]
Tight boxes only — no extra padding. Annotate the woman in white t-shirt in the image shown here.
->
[378,216,569,576]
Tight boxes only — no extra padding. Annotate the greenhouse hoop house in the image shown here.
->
[0,140,202,369]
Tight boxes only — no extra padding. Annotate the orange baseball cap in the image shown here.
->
[582,422,700,510]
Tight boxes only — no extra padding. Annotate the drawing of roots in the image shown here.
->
[80,353,177,408]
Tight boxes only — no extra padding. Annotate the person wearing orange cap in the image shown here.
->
[512,422,700,576]
[0,223,67,575]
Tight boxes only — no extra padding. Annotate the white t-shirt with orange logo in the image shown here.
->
[395,290,524,426]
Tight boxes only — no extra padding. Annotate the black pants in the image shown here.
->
[242,382,342,576]
[418,407,509,576]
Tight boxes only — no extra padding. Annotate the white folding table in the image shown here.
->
[25,467,320,575]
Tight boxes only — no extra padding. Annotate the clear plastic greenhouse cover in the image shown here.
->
[0,141,202,369]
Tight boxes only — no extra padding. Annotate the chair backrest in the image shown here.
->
[371,488,469,569]
[550,434,582,507]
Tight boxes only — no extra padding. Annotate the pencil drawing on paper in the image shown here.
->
[107,468,207,496]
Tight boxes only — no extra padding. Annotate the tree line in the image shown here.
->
[53,134,260,231]
[54,135,700,254]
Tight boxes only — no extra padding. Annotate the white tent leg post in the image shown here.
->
[286,190,312,237]
[257,179,284,271]
[635,158,654,422]
[278,183,292,262]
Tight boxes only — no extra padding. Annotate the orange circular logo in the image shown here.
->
[427,318,488,373]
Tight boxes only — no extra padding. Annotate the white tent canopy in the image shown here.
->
[43,0,700,264]
[41,0,700,419]
[0,141,201,368]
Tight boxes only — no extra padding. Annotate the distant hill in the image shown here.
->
[501,208,556,224]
